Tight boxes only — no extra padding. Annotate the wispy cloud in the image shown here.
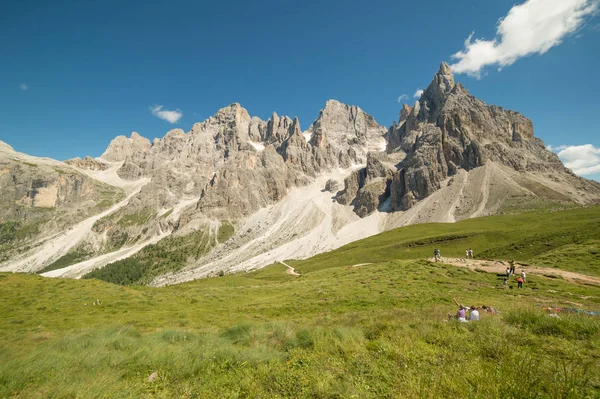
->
[450,0,598,78]
[20,83,29,91]
[549,144,600,175]
[413,89,423,99]
[397,94,408,103]
[150,105,183,124]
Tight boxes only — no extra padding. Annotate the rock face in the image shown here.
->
[64,156,109,171]
[101,132,151,162]
[0,144,124,263]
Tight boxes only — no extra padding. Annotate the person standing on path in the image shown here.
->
[517,276,524,289]
[521,270,526,283]
[434,249,441,262]
[509,260,516,276]
[466,249,469,259]
[468,248,473,259]
[506,267,511,279]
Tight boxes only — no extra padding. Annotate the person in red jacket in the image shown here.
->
[517,276,524,289]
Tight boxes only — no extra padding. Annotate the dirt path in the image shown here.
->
[432,257,600,286]
[279,261,300,276]
[348,263,374,268]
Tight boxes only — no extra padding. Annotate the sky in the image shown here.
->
[1,0,599,180]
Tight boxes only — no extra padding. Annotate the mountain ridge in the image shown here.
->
[1,63,599,283]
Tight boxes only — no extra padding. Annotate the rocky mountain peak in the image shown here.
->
[213,103,251,124]
[0,140,15,153]
[416,62,456,123]
[437,62,453,81]
[308,99,386,156]
[399,104,413,124]
[101,132,151,162]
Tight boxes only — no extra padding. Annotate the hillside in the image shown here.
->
[87,205,600,286]
[1,206,599,397]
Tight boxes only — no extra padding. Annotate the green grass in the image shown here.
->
[529,239,600,277]
[117,208,157,227]
[217,220,234,243]
[0,221,42,244]
[285,206,600,275]
[1,258,600,398]
[2,206,600,397]
[94,199,116,212]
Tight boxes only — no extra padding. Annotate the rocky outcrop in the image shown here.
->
[101,132,151,162]
[336,152,398,213]
[324,179,340,193]
[197,147,291,218]
[332,63,600,217]
[308,100,388,165]
[64,156,109,171]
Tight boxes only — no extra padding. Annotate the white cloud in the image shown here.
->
[397,94,408,102]
[20,83,29,91]
[450,0,598,78]
[546,144,568,152]
[150,105,183,124]
[550,144,600,175]
[413,89,424,98]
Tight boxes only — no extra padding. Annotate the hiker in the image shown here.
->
[509,260,516,275]
[468,248,473,259]
[503,278,508,290]
[465,249,469,259]
[521,270,526,283]
[517,276,524,289]
[505,267,511,279]
[469,306,480,321]
[434,249,441,262]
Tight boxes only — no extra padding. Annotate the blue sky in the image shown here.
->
[1,0,599,180]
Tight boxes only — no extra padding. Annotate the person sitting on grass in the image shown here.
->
[469,306,479,321]
[454,305,468,322]
[482,305,497,314]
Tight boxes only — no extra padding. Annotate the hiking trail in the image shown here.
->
[433,257,600,285]
[279,260,300,276]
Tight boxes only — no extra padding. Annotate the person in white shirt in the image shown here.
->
[521,271,526,283]
[469,306,480,321]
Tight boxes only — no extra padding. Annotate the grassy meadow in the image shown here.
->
[1,206,599,398]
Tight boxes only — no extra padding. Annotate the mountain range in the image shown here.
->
[1,63,599,285]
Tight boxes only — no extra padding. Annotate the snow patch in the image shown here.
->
[248,141,265,151]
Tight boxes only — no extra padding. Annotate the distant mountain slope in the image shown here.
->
[1,64,599,281]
